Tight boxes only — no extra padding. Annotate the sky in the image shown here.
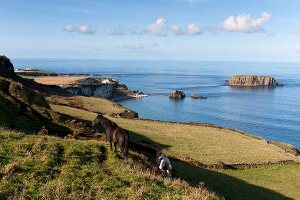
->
[1,0,300,61]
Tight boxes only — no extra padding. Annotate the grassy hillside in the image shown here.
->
[50,103,299,165]
[1,70,299,199]
[0,77,69,135]
[49,96,300,199]
[0,128,219,200]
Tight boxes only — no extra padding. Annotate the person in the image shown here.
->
[157,154,172,177]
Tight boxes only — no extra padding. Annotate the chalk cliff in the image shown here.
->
[229,76,284,87]
[64,78,135,99]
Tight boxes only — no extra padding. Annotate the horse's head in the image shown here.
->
[92,114,104,128]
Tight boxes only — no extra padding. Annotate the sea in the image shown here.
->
[13,59,300,148]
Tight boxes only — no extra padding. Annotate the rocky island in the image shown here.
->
[169,90,186,99]
[228,75,284,87]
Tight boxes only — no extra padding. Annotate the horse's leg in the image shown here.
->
[107,131,112,150]
[114,142,117,153]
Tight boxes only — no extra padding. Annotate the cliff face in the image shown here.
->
[229,76,283,87]
[63,78,133,99]
[66,84,115,98]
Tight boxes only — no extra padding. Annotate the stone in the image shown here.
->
[228,75,284,87]
[169,90,185,99]
[191,93,207,99]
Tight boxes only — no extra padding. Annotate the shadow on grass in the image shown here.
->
[172,159,292,200]
[128,130,170,157]
[126,130,292,200]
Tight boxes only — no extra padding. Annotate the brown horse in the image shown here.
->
[92,114,129,159]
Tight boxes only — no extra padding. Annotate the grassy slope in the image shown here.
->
[0,77,69,135]
[49,97,300,200]
[0,128,219,200]
[50,103,298,165]
[47,95,132,117]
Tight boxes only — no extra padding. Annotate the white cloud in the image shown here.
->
[115,42,159,50]
[170,25,184,35]
[296,46,300,53]
[79,45,103,52]
[146,18,167,36]
[106,26,126,35]
[187,23,204,35]
[296,29,300,35]
[63,24,76,32]
[106,25,141,35]
[78,24,95,34]
[63,24,95,34]
[222,12,271,33]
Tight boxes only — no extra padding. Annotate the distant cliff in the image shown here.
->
[229,76,284,87]
[64,78,136,100]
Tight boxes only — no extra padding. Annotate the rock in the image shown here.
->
[169,90,185,99]
[228,75,284,87]
[191,93,207,99]
[117,110,139,119]
[0,55,15,77]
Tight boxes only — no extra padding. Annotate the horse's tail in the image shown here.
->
[124,131,129,159]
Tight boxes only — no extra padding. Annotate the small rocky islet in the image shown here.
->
[228,75,284,87]
[169,90,186,99]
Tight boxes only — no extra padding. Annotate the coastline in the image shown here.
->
[115,116,300,158]
[26,74,300,156]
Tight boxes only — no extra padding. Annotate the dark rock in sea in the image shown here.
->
[0,55,15,76]
[169,90,185,99]
[228,75,284,87]
[191,93,207,99]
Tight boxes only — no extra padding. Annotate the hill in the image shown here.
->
[48,94,300,200]
[0,128,219,199]
[1,55,300,199]
[0,55,220,199]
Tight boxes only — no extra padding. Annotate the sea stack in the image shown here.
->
[169,90,185,99]
[228,75,284,87]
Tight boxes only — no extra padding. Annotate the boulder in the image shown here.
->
[228,75,284,87]
[169,90,185,99]
[0,55,15,77]
[191,93,207,99]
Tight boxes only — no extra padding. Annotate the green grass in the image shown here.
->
[222,164,300,199]
[0,128,219,200]
[173,160,300,200]
[50,103,299,165]
[49,97,300,199]
[50,104,97,122]
[47,95,132,117]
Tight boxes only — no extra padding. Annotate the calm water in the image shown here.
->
[13,59,300,148]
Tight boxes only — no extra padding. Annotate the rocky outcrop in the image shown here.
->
[64,78,134,99]
[229,76,284,87]
[0,55,15,77]
[191,93,207,99]
[169,90,185,99]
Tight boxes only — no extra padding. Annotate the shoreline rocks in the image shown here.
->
[191,93,207,99]
[169,90,185,99]
[228,75,284,87]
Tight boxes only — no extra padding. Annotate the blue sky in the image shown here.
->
[1,0,300,61]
